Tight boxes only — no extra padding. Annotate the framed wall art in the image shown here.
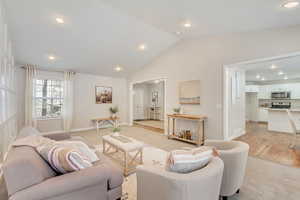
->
[95,86,112,104]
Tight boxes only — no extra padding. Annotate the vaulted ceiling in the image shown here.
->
[246,55,300,82]
[4,0,300,77]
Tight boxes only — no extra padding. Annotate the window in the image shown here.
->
[34,79,64,119]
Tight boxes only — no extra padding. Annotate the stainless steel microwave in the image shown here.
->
[271,91,291,99]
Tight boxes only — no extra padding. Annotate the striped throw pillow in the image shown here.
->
[37,143,92,174]
[166,146,218,173]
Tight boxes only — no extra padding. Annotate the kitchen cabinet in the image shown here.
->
[245,85,259,93]
[258,85,270,99]
[258,108,268,122]
[291,84,300,99]
[246,85,257,93]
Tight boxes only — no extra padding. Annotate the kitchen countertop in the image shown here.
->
[266,108,300,112]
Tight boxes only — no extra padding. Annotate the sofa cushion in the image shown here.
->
[94,154,124,189]
[3,146,56,196]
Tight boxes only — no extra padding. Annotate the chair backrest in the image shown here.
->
[287,110,297,134]
[3,146,56,196]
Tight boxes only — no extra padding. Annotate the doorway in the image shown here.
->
[224,52,300,167]
[131,79,166,133]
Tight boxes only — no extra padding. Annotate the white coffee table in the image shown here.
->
[102,134,144,176]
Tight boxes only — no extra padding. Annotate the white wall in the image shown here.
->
[72,73,128,130]
[129,25,300,140]
[17,70,128,133]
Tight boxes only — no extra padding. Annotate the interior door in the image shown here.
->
[133,88,145,120]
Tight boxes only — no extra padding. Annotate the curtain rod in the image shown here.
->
[20,66,76,74]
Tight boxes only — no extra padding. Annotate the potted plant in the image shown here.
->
[112,127,121,135]
[109,106,119,118]
[173,107,181,115]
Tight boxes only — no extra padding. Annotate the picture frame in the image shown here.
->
[179,80,201,104]
[95,86,112,104]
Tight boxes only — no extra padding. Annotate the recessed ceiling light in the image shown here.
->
[284,76,288,80]
[48,56,55,60]
[270,64,277,69]
[154,80,160,84]
[138,44,147,51]
[283,1,299,8]
[114,65,123,72]
[278,71,284,75]
[56,17,64,24]
[261,77,265,81]
[256,74,261,79]
[175,31,182,35]
[183,22,192,28]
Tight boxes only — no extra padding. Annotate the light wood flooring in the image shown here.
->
[236,122,300,168]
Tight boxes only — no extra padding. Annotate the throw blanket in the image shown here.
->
[166,146,219,173]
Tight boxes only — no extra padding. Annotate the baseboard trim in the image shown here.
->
[226,130,246,141]
[41,122,129,135]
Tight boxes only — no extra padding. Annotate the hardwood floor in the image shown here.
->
[236,122,300,168]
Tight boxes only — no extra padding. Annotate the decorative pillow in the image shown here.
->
[37,143,93,174]
[166,146,219,173]
[56,141,99,162]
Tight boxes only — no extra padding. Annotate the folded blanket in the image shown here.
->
[166,146,219,173]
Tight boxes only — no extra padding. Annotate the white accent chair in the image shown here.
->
[205,140,249,200]
[136,157,224,200]
[287,110,300,149]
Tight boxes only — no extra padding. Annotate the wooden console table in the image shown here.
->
[91,117,119,135]
[167,114,207,146]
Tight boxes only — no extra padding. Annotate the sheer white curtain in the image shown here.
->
[24,64,37,127]
[62,72,75,132]
[0,21,17,161]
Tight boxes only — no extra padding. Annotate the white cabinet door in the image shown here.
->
[258,108,268,122]
[258,85,270,99]
[246,85,259,93]
[291,83,300,99]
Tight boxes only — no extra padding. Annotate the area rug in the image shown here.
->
[94,145,168,200]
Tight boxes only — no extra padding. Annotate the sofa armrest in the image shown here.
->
[43,132,71,141]
[11,164,110,200]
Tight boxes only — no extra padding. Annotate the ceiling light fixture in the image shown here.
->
[175,31,182,35]
[48,56,55,60]
[114,65,123,72]
[154,80,160,84]
[270,64,277,69]
[278,71,284,75]
[138,44,147,51]
[283,1,299,8]
[261,77,265,81]
[256,74,261,79]
[55,17,64,24]
[183,22,192,28]
[284,76,288,80]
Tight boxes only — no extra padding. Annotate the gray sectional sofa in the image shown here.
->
[2,133,124,200]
